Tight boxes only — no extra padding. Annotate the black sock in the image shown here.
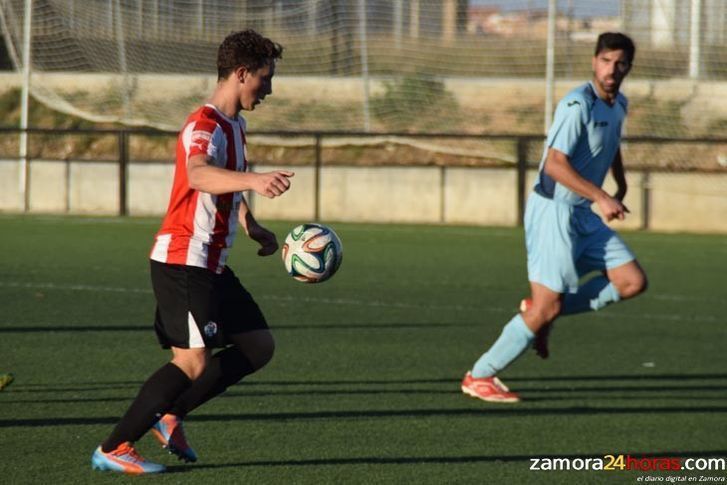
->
[102,363,192,452]
[168,346,254,418]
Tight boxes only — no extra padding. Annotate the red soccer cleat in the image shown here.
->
[461,372,520,403]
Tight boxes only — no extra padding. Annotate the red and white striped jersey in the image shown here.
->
[150,104,248,274]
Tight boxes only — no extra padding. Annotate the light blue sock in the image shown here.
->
[471,314,535,378]
[561,276,621,315]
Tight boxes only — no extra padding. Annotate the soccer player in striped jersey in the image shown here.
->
[92,30,293,474]
[462,33,648,403]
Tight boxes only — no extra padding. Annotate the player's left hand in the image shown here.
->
[247,223,279,256]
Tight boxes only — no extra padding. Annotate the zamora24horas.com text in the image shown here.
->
[529,455,726,475]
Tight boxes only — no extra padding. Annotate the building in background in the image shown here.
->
[623,0,726,48]
[467,5,619,41]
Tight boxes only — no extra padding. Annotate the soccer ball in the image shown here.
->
[282,223,343,283]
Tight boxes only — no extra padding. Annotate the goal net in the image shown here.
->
[0,0,725,183]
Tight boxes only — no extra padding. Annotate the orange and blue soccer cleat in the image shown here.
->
[520,297,552,359]
[152,414,198,463]
[461,371,520,403]
[91,442,165,474]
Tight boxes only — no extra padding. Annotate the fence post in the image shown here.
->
[314,133,321,221]
[118,130,128,216]
[440,165,446,223]
[23,147,30,212]
[641,169,650,230]
[516,137,528,226]
[65,157,71,213]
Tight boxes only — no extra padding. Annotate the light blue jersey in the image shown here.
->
[525,82,634,294]
[534,82,628,207]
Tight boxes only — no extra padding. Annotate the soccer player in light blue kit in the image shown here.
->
[461,32,648,402]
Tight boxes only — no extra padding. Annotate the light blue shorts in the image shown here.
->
[524,192,636,294]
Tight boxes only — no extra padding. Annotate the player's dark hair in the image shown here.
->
[217,29,283,81]
[595,32,636,64]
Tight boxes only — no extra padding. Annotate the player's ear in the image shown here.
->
[234,66,248,84]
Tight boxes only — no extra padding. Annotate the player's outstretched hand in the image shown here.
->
[247,222,279,256]
[253,170,294,198]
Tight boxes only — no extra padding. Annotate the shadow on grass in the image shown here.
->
[36,373,727,386]
[175,449,727,470]
[506,384,727,393]
[5,374,727,395]
[1,388,456,403]
[3,385,726,404]
[221,374,727,385]
[217,383,727,398]
[4,405,727,429]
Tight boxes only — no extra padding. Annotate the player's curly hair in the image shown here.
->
[595,32,636,65]
[217,30,283,80]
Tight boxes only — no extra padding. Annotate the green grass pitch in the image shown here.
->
[1,215,726,484]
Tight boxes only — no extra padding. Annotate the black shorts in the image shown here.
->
[150,260,268,349]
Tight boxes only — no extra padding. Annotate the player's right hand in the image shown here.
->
[596,193,628,221]
[254,170,294,198]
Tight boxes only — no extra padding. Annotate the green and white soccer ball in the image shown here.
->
[282,223,343,283]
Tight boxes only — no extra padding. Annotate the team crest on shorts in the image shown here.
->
[204,321,218,338]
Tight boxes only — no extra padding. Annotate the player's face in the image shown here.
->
[592,48,631,98]
[239,61,275,111]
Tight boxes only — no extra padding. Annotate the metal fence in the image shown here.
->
[1,126,725,230]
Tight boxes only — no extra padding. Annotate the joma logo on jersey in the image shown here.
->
[567,100,581,107]
[594,121,609,127]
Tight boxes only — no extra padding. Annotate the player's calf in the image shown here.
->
[521,298,553,359]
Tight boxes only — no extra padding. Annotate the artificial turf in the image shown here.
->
[1,215,725,484]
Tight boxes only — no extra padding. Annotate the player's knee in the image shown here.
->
[634,271,648,295]
[528,300,560,328]
[254,337,275,370]
[173,352,209,380]
[245,331,276,371]
[619,271,648,299]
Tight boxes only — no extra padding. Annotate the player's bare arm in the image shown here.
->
[187,153,294,197]
[238,198,279,256]
[544,147,627,221]
[610,148,629,205]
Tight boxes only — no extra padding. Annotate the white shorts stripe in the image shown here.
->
[187,311,205,348]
